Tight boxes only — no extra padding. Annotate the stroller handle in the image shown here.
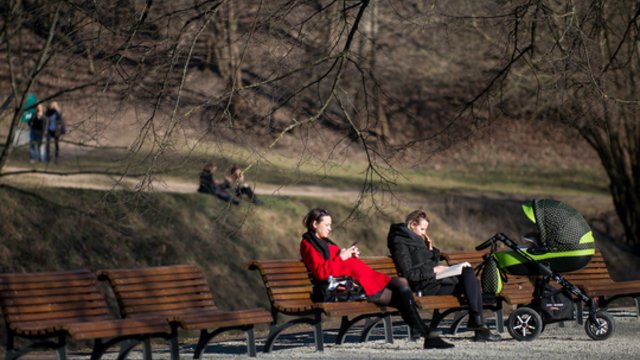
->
[475,232,511,251]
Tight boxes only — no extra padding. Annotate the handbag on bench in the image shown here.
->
[316,276,367,302]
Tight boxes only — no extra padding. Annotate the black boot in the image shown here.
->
[474,327,502,342]
[424,336,455,349]
[467,314,486,330]
[468,314,501,342]
[403,296,454,349]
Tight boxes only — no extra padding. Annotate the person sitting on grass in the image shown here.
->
[197,162,239,205]
[222,164,262,205]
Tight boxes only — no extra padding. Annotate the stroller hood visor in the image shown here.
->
[522,199,595,251]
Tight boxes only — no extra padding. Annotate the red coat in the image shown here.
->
[300,239,390,296]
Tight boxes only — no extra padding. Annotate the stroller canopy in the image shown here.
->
[522,199,595,252]
[493,199,596,275]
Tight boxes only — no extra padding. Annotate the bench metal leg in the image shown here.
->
[246,327,257,357]
[194,325,256,359]
[382,314,393,344]
[5,334,67,360]
[495,308,504,333]
[360,317,383,342]
[313,313,324,352]
[168,328,180,360]
[337,314,390,345]
[143,338,152,360]
[55,334,67,360]
[115,339,139,360]
[635,296,640,319]
[263,316,321,353]
[55,346,67,360]
[449,310,468,335]
[193,330,210,359]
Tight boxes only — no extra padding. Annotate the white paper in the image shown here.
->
[435,261,471,280]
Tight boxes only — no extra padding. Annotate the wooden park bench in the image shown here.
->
[247,258,396,353]
[563,249,640,323]
[97,264,272,358]
[0,269,175,360]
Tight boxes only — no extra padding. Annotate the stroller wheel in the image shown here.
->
[585,310,615,341]
[507,307,543,341]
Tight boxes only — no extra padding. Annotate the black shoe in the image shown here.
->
[409,327,422,342]
[424,336,455,349]
[410,327,442,342]
[474,327,501,342]
[467,314,486,330]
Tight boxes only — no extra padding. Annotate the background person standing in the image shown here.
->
[45,101,65,163]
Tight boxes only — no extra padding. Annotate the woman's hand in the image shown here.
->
[424,233,434,250]
[433,265,448,274]
[339,245,359,260]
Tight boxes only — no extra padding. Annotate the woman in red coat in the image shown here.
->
[299,208,454,349]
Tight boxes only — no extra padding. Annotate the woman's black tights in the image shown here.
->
[372,277,426,335]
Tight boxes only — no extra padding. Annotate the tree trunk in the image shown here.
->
[211,0,243,122]
[580,109,640,249]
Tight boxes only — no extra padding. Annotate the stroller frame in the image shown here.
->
[477,232,615,341]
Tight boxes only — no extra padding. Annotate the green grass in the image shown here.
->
[4,138,609,200]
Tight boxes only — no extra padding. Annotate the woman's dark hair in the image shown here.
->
[405,210,430,227]
[228,164,242,175]
[303,208,331,233]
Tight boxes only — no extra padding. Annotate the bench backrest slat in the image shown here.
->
[0,270,112,327]
[248,260,314,308]
[98,264,218,318]
[563,249,613,283]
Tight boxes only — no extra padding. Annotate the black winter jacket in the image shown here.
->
[386,223,443,294]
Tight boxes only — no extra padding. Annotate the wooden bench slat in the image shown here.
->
[271,293,311,301]
[120,293,213,307]
[259,266,309,275]
[2,293,106,308]
[67,321,171,341]
[260,273,311,281]
[98,265,200,278]
[6,307,112,323]
[0,270,95,283]
[124,300,216,315]
[112,285,212,299]
[110,272,206,286]
[3,299,110,315]
[0,279,97,291]
[266,279,313,287]
[269,286,313,295]
[0,286,98,298]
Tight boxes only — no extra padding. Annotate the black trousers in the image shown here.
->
[434,267,483,317]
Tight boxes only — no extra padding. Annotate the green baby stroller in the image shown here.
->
[477,199,615,341]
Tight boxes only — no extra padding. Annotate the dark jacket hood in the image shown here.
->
[387,222,426,248]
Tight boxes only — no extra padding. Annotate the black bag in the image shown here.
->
[538,289,575,321]
[314,276,367,302]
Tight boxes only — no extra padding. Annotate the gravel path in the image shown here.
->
[81,309,638,360]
